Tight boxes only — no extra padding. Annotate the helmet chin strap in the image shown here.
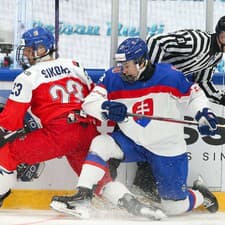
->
[120,60,148,82]
[135,60,148,80]
[33,50,52,63]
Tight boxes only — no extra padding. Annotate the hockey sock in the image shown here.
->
[187,189,204,211]
[77,153,108,189]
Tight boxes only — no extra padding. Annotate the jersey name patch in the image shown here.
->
[41,65,71,78]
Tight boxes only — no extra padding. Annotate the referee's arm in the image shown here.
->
[192,68,224,105]
[147,31,194,64]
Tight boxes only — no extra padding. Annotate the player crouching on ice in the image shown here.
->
[51,38,219,218]
[0,28,166,221]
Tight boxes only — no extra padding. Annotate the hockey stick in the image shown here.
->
[126,112,225,128]
[0,128,26,147]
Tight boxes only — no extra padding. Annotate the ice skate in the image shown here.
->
[50,187,93,219]
[133,162,161,203]
[0,189,11,207]
[118,193,166,220]
[0,167,15,207]
[193,176,218,213]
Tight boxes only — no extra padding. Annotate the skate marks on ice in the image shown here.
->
[0,209,65,225]
[0,208,225,225]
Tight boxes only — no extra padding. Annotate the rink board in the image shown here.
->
[2,189,225,212]
[0,69,225,212]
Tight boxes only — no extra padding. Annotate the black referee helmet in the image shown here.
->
[215,16,225,35]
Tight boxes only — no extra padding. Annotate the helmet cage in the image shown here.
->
[16,26,55,68]
[16,45,31,68]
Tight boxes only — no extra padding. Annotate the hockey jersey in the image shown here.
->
[82,63,210,156]
[0,58,94,131]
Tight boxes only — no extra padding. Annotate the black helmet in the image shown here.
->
[215,16,225,35]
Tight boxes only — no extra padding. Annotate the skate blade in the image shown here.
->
[140,208,167,220]
[50,201,90,219]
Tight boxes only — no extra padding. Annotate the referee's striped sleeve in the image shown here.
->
[193,68,223,104]
[147,30,224,105]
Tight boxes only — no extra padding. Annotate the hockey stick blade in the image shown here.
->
[126,112,225,128]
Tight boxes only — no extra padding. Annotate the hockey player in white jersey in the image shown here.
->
[135,15,225,203]
[51,38,219,218]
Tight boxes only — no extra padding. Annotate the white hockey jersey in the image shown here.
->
[82,63,210,156]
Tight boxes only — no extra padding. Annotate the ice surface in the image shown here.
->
[0,209,224,225]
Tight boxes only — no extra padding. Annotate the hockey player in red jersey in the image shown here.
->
[0,26,100,205]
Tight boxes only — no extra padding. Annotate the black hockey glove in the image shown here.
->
[17,162,45,182]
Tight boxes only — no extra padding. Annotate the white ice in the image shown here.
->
[0,209,224,225]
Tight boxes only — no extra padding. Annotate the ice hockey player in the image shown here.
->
[50,37,219,219]
[135,15,225,200]
[0,26,100,206]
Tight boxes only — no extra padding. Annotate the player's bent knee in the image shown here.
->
[159,198,189,215]
[89,134,124,161]
[0,167,16,195]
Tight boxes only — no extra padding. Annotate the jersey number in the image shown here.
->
[50,79,84,103]
[11,82,23,96]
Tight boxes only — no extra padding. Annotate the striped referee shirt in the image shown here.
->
[147,29,224,104]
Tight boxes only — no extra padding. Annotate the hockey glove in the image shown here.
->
[17,162,45,182]
[195,108,218,136]
[101,101,127,122]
